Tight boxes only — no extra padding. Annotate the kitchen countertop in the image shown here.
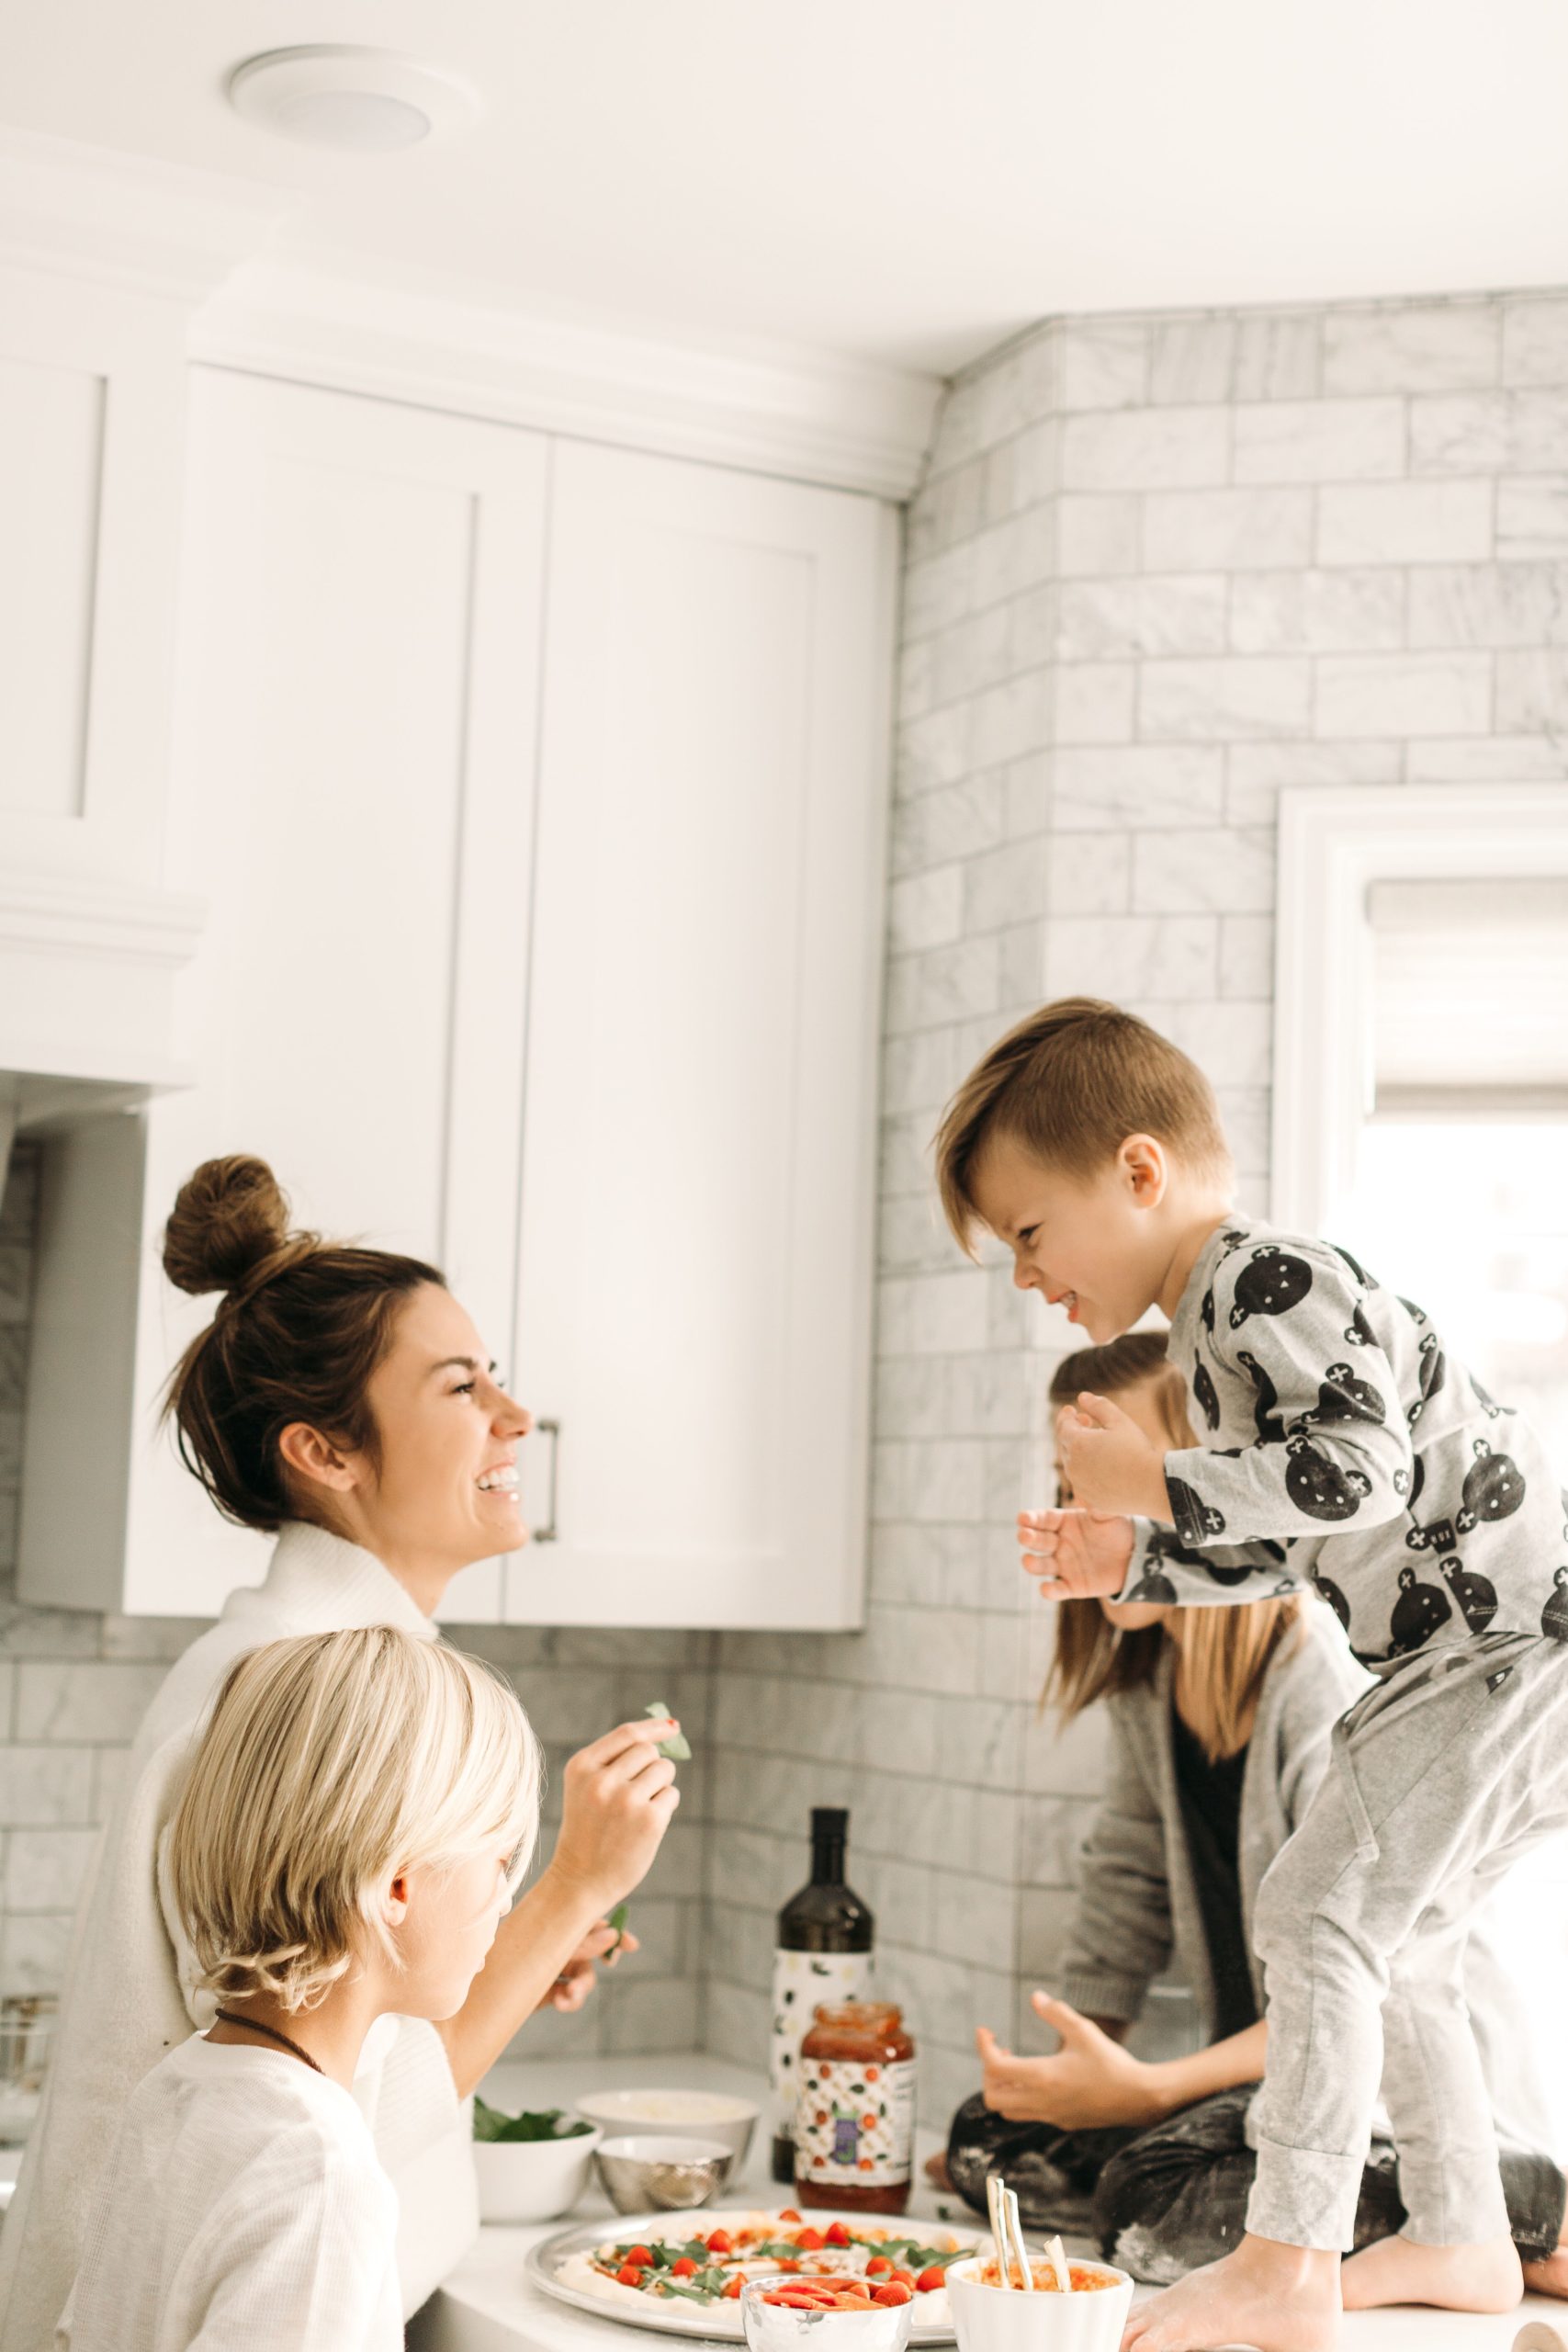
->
[407,2054,1567,2352]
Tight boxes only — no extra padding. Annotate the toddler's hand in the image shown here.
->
[1057,1391,1170,1517]
[1017,1505,1134,1600]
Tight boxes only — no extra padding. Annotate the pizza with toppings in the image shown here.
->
[542,2208,985,2339]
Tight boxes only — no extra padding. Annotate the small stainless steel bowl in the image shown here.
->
[592,2132,736,2213]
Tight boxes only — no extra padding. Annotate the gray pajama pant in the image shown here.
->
[1248,1631,1568,2252]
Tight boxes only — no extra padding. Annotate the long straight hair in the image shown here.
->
[1042,1333,1302,1760]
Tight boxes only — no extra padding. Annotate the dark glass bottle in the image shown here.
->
[768,1808,874,2184]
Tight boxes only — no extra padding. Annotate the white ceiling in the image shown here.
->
[4,0,1568,378]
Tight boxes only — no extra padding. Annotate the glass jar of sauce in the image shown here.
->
[795,2001,916,2213]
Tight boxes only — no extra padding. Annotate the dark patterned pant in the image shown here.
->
[944,2086,1565,2285]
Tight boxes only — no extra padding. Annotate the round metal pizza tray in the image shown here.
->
[526,2208,987,2342]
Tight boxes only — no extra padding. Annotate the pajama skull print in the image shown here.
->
[1113,1216,1568,2254]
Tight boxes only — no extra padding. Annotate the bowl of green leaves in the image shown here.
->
[472,2097,602,2224]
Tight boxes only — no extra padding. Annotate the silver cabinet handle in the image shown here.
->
[532,1418,560,1544]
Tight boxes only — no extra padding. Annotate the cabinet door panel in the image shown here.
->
[106,374,547,1623]
[508,441,894,1630]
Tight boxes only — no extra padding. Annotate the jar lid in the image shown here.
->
[810,2000,903,2027]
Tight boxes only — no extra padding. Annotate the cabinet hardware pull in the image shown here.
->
[532,1418,561,1544]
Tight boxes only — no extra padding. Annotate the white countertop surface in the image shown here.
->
[406,2053,1566,2352]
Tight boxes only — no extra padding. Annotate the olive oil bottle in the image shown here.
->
[769,1807,874,2183]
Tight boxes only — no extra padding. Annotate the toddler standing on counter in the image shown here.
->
[939,1332,1566,2300]
[67,1626,539,2352]
[934,998,1568,2352]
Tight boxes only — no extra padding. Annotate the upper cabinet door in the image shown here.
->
[508,441,897,1631]
[104,373,548,1624]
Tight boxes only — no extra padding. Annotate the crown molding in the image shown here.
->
[0,130,940,492]
[0,128,292,307]
[194,248,943,500]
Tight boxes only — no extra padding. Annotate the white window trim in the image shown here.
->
[1270,783,1568,1238]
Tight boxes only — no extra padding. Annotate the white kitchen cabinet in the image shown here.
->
[0,267,190,889]
[504,441,895,1629]
[21,370,550,1623]
[20,379,896,1634]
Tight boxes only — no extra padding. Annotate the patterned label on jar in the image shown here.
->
[794,2056,915,2188]
[768,1950,874,2098]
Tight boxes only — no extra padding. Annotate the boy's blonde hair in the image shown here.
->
[933,998,1233,1253]
[168,1626,540,2013]
[1043,1336,1302,1761]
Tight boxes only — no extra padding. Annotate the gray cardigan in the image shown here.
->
[1055,1601,1552,2153]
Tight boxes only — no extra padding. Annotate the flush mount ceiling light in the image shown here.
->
[227,47,479,152]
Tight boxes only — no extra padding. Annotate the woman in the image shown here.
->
[0,1156,680,2352]
[941,1333,1568,2304]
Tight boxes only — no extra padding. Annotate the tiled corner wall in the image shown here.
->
[702,287,1568,2131]
[0,1140,714,2058]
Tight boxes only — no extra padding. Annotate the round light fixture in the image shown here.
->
[226,47,479,152]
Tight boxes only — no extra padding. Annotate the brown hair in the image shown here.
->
[1042,1334,1302,1760]
[933,998,1233,1253]
[162,1156,444,1535]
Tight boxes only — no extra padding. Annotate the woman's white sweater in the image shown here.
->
[0,1523,476,2352]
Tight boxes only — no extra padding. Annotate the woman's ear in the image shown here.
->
[277,1420,360,1495]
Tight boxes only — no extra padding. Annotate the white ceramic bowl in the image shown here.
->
[574,2086,759,2165]
[945,2254,1133,2352]
[473,2122,602,2224]
[741,2273,917,2352]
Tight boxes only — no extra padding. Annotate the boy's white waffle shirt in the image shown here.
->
[1119,1214,1568,1668]
[64,2033,400,2352]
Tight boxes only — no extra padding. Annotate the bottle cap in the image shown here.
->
[811,1807,849,1838]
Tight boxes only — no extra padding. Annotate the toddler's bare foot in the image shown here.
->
[923,2153,953,2192]
[1339,2229,1522,2312]
[1522,2241,1568,2301]
[1120,2233,1340,2351]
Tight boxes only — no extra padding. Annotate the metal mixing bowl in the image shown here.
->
[592,2133,736,2213]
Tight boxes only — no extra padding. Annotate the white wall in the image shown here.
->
[704,286,1568,2130]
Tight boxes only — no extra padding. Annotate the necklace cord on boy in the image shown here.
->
[212,2007,325,2075]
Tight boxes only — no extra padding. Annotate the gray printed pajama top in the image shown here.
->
[1118,1216,1568,1666]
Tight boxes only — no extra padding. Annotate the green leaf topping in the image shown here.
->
[472,2095,593,2143]
[645,1700,693,1761]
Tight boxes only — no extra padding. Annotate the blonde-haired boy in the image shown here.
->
[935,998,1568,2352]
[67,1627,539,2352]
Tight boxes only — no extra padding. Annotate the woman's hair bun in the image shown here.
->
[163,1156,292,1298]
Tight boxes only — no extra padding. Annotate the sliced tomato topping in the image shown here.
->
[778,2208,802,2223]
[616,2267,644,2289]
[916,2268,947,2293]
[671,2258,698,2278]
[795,2228,826,2252]
[825,2222,852,2249]
[722,2278,744,2300]
[705,2231,733,2256]
[873,2283,914,2307]
[865,2256,893,2276]
[624,2247,654,2269]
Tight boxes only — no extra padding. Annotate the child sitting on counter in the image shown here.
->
[939,1332,1566,2301]
[65,1626,539,2352]
[934,997,1568,2352]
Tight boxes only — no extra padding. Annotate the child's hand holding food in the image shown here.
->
[1017,1504,1134,1600]
[977,1994,1168,2130]
[1056,1390,1171,1517]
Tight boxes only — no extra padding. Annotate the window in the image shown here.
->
[1273,786,1568,2160]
